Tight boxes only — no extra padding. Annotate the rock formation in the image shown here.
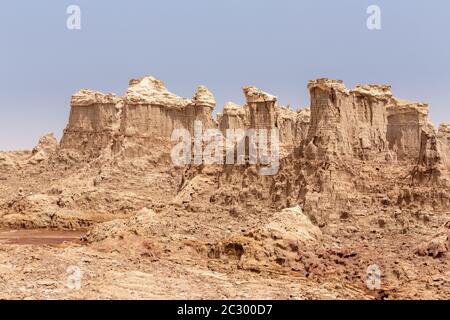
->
[387,99,434,162]
[217,102,247,132]
[0,152,16,170]
[437,124,450,170]
[29,133,58,164]
[243,86,277,130]
[60,76,217,157]
[59,89,123,157]
[61,77,313,160]
[1,75,450,300]
[122,77,216,137]
[304,79,391,161]
[217,88,309,151]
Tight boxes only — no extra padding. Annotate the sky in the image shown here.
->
[1,0,450,150]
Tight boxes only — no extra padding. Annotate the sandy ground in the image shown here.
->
[0,232,365,300]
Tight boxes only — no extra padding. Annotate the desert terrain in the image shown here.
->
[0,76,449,299]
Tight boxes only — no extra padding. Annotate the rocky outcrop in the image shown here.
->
[261,205,322,242]
[60,76,216,157]
[294,108,311,143]
[217,91,310,150]
[208,205,321,272]
[414,122,450,178]
[304,79,391,161]
[243,86,277,130]
[29,133,58,164]
[122,77,215,137]
[276,106,297,148]
[59,76,447,175]
[415,222,450,258]
[387,99,434,162]
[217,102,248,132]
[0,152,16,171]
[436,124,450,170]
[59,90,123,156]
[217,86,278,133]
[302,78,449,167]
[275,107,311,148]
[61,77,314,160]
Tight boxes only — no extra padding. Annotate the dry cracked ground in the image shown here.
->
[0,76,449,300]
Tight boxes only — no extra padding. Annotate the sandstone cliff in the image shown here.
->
[217,89,309,150]
[60,76,447,172]
[304,79,391,161]
[387,99,434,162]
[437,124,450,170]
[61,76,217,158]
[59,89,123,157]
[122,77,216,137]
[217,102,248,132]
[302,78,448,171]
[62,77,312,159]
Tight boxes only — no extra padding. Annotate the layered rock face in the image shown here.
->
[303,78,450,168]
[260,78,450,225]
[386,99,450,172]
[61,77,312,158]
[437,124,450,170]
[387,99,434,161]
[275,106,310,149]
[61,77,216,157]
[418,122,450,171]
[122,77,216,137]
[217,85,279,133]
[304,79,391,161]
[60,76,447,171]
[217,88,310,149]
[60,90,123,156]
[217,102,248,132]
[243,86,277,129]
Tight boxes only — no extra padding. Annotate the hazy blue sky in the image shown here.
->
[1,0,450,150]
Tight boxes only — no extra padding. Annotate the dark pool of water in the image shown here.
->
[0,229,86,245]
